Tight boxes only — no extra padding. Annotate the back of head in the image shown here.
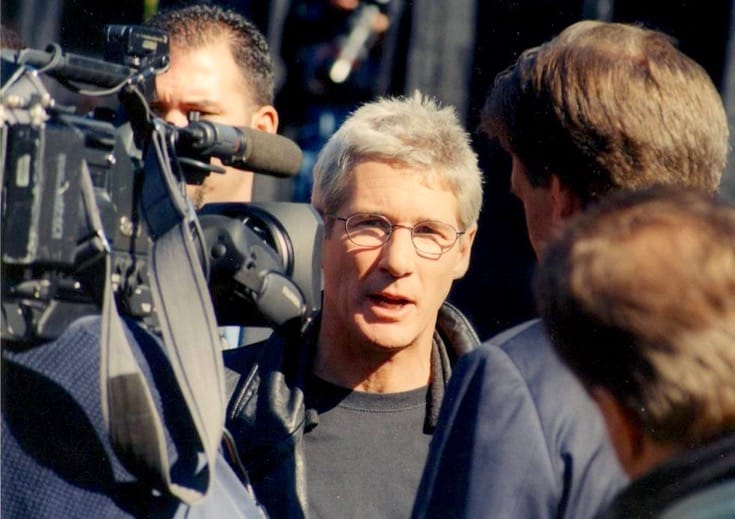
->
[483,20,729,205]
[145,3,274,105]
[537,186,735,447]
[311,91,483,229]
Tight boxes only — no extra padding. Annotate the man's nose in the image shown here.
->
[379,226,415,277]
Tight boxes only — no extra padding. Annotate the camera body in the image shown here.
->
[1,25,321,344]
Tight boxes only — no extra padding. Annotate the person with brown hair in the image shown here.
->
[413,20,729,519]
[483,19,728,258]
[537,186,735,518]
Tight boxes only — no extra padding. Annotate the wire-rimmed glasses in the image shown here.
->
[330,213,465,258]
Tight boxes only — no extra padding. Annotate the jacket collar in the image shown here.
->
[302,301,480,433]
[601,433,735,518]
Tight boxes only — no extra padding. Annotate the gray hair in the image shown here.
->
[311,92,483,230]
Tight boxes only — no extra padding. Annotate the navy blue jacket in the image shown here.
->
[412,319,628,518]
[2,316,265,518]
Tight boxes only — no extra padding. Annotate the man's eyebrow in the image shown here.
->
[150,98,223,112]
[181,99,223,112]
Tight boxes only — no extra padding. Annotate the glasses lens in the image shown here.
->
[412,221,459,256]
[345,214,391,246]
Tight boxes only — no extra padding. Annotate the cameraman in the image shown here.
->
[146,3,279,209]
[146,4,281,348]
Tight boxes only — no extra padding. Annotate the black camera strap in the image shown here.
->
[91,121,225,504]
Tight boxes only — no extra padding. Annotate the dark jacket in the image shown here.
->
[2,316,266,519]
[600,433,735,519]
[223,302,480,518]
[412,319,628,519]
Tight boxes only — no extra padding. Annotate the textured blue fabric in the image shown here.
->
[2,315,265,518]
[412,319,628,519]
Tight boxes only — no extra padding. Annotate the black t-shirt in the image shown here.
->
[303,375,431,519]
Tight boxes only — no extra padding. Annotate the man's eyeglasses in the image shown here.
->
[330,213,465,258]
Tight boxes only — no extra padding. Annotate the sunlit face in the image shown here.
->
[320,160,476,354]
[510,153,555,260]
[153,39,258,208]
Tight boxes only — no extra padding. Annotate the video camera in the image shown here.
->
[1,25,323,344]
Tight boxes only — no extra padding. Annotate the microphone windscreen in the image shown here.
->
[235,128,303,178]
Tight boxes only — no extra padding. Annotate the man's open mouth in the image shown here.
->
[370,293,411,306]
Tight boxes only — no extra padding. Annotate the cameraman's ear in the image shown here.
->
[250,105,279,134]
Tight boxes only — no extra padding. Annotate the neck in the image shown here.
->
[628,438,684,479]
[313,325,433,393]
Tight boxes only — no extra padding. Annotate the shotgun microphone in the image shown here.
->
[175,121,303,178]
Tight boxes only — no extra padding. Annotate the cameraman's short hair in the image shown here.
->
[537,186,735,447]
[482,20,728,206]
[145,3,274,105]
[311,91,483,230]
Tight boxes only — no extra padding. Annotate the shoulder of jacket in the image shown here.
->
[223,333,295,410]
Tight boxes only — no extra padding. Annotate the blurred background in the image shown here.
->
[3,0,735,340]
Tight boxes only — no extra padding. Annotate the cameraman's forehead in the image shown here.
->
[157,42,250,105]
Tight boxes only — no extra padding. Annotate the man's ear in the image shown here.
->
[250,104,279,134]
[592,387,644,477]
[452,223,477,280]
[549,174,581,225]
